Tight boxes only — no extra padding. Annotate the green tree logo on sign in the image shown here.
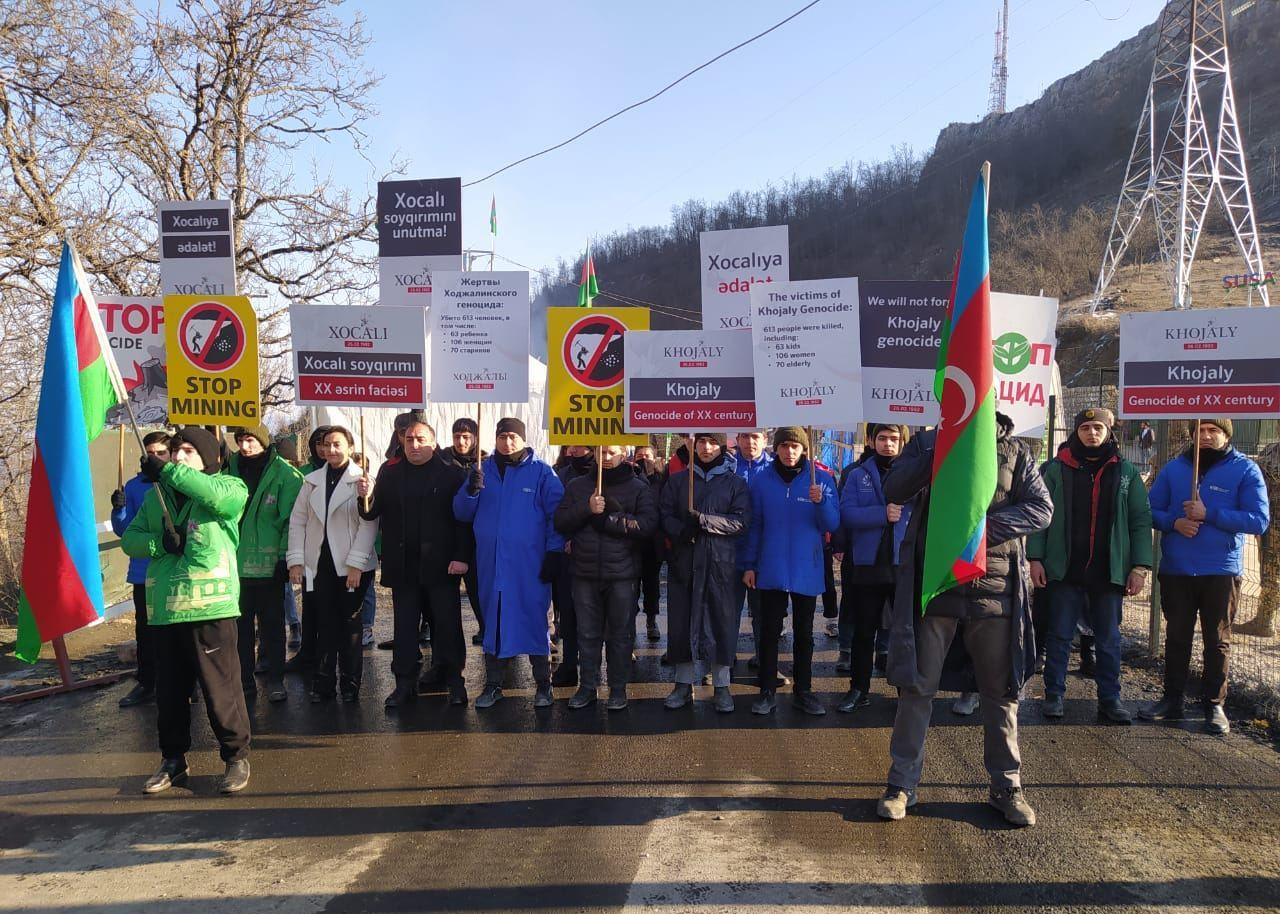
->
[993,332,1030,375]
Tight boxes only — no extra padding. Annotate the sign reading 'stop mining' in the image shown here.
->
[376,178,463,307]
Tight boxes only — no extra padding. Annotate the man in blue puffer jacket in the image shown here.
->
[110,430,172,708]
[741,426,839,716]
[1141,419,1269,734]
[837,424,911,712]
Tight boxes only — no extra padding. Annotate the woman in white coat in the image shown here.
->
[287,427,378,702]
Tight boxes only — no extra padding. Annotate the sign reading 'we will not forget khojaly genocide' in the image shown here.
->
[750,277,862,429]
[430,271,530,403]
[157,200,236,296]
[547,306,650,445]
[1119,306,1280,419]
[377,178,463,307]
[699,225,789,331]
[165,294,259,423]
[290,305,428,408]
[623,329,755,432]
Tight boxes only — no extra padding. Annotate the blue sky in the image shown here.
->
[329,0,1167,284]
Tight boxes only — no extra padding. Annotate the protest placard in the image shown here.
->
[547,306,649,445]
[158,200,236,296]
[623,329,755,432]
[377,178,463,307]
[165,294,259,423]
[699,225,788,331]
[429,271,530,403]
[291,305,428,408]
[97,295,167,426]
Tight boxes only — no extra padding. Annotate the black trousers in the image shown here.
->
[573,578,638,689]
[392,577,465,685]
[311,569,374,696]
[294,587,318,663]
[154,617,250,762]
[464,566,483,636]
[822,548,838,619]
[552,565,578,668]
[484,652,551,689]
[637,544,661,620]
[237,577,286,685]
[759,590,817,693]
[131,583,156,691]
[843,581,894,693]
[1159,574,1239,705]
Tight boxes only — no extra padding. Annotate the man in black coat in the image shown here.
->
[631,445,664,642]
[550,445,597,685]
[554,445,659,710]
[357,419,473,709]
[438,417,488,645]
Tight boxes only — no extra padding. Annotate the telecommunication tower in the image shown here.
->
[1091,0,1269,311]
[987,0,1009,115]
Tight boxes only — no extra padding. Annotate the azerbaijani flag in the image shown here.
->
[15,240,126,662]
[489,196,497,236]
[577,250,598,308]
[920,163,997,613]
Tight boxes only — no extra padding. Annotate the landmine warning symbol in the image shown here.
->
[563,314,627,389]
[179,301,246,373]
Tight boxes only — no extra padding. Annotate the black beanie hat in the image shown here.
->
[452,417,479,436]
[496,417,526,439]
[173,426,222,474]
[693,432,727,448]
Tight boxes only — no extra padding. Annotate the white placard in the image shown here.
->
[98,295,167,426]
[623,329,756,432]
[157,200,236,296]
[750,277,862,428]
[700,225,789,331]
[1119,306,1280,419]
[377,178,462,307]
[290,305,428,408]
[429,271,530,403]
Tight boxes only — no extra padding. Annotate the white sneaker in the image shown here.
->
[361,625,374,647]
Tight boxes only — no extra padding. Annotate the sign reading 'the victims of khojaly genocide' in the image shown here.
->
[376,178,462,308]
[1120,306,1280,419]
[165,294,259,423]
[547,306,650,445]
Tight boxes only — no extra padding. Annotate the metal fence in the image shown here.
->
[1054,376,1279,717]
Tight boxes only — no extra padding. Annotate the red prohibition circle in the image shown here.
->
[562,314,628,389]
[177,301,246,374]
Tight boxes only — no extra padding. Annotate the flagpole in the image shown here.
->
[686,434,695,513]
[1190,419,1202,502]
[116,425,125,491]
[116,378,177,536]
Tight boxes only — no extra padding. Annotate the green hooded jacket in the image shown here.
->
[121,462,249,625]
[1026,445,1153,587]
[225,450,304,578]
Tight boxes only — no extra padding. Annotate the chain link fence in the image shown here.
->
[1054,371,1279,717]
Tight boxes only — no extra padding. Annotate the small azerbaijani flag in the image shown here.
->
[489,195,497,236]
[15,240,126,662]
[919,163,998,613]
[577,249,599,308]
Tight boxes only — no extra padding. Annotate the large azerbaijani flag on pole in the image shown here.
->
[920,163,998,612]
[15,240,126,662]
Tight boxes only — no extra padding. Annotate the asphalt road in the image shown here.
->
[2,604,1278,914]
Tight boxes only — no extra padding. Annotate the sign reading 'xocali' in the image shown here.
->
[290,305,427,408]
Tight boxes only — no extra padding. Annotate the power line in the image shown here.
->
[462,0,826,188]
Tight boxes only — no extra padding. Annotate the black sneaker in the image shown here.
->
[533,683,554,708]
[376,638,395,650]
[751,689,777,715]
[218,759,250,794]
[1205,703,1230,735]
[119,684,155,708]
[567,686,597,710]
[836,688,869,713]
[1139,696,1184,721]
[448,683,469,707]
[605,688,629,711]
[143,757,188,794]
[793,690,826,716]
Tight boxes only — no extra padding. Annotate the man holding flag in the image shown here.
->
[876,166,1052,828]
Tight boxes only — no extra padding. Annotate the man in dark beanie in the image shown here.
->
[438,416,488,645]
[226,424,303,702]
[454,416,565,709]
[1028,407,1151,725]
[1143,418,1268,733]
[121,426,252,794]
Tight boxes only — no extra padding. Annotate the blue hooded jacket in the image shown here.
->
[840,458,912,566]
[111,474,152,585]
[1150,447,1268,576]
[454,450,564,658]
[741,457,839,595]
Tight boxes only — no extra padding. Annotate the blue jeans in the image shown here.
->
[361,584,376,626]
[283,581,299,626]
[1043,584,1123,701]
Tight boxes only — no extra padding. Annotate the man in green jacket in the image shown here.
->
[227,424,303,702]
[1027,408,1152,724]
[122,427,252,795]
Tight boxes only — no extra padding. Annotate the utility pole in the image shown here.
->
[987,0,1009,116]
[1091,0,1270,311]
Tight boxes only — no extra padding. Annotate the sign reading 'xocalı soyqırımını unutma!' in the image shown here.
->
[429,271,530,404]
[1119,306,1280,419]
[290,305,428,408]
[157,200,236,296]
[377,178,463,307]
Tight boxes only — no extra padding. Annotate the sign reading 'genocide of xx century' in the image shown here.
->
[547,306,650,445]
[165,294,259,423]
[97,295,167,426]
[699,225,789,331]
[377,178,463,307]
[623,329,755,432]
[289,305,428,408]
[1119,306,1280,419]
[429,271,530,404]
[157,200,236,296]
[750,277,862,429]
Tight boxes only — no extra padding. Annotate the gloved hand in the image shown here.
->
[681,511,701,544]
[140,454,167,483]
[468,465,485,495]
[110,489,126,510]
[538,551,563,582]
[162,527,185,556]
